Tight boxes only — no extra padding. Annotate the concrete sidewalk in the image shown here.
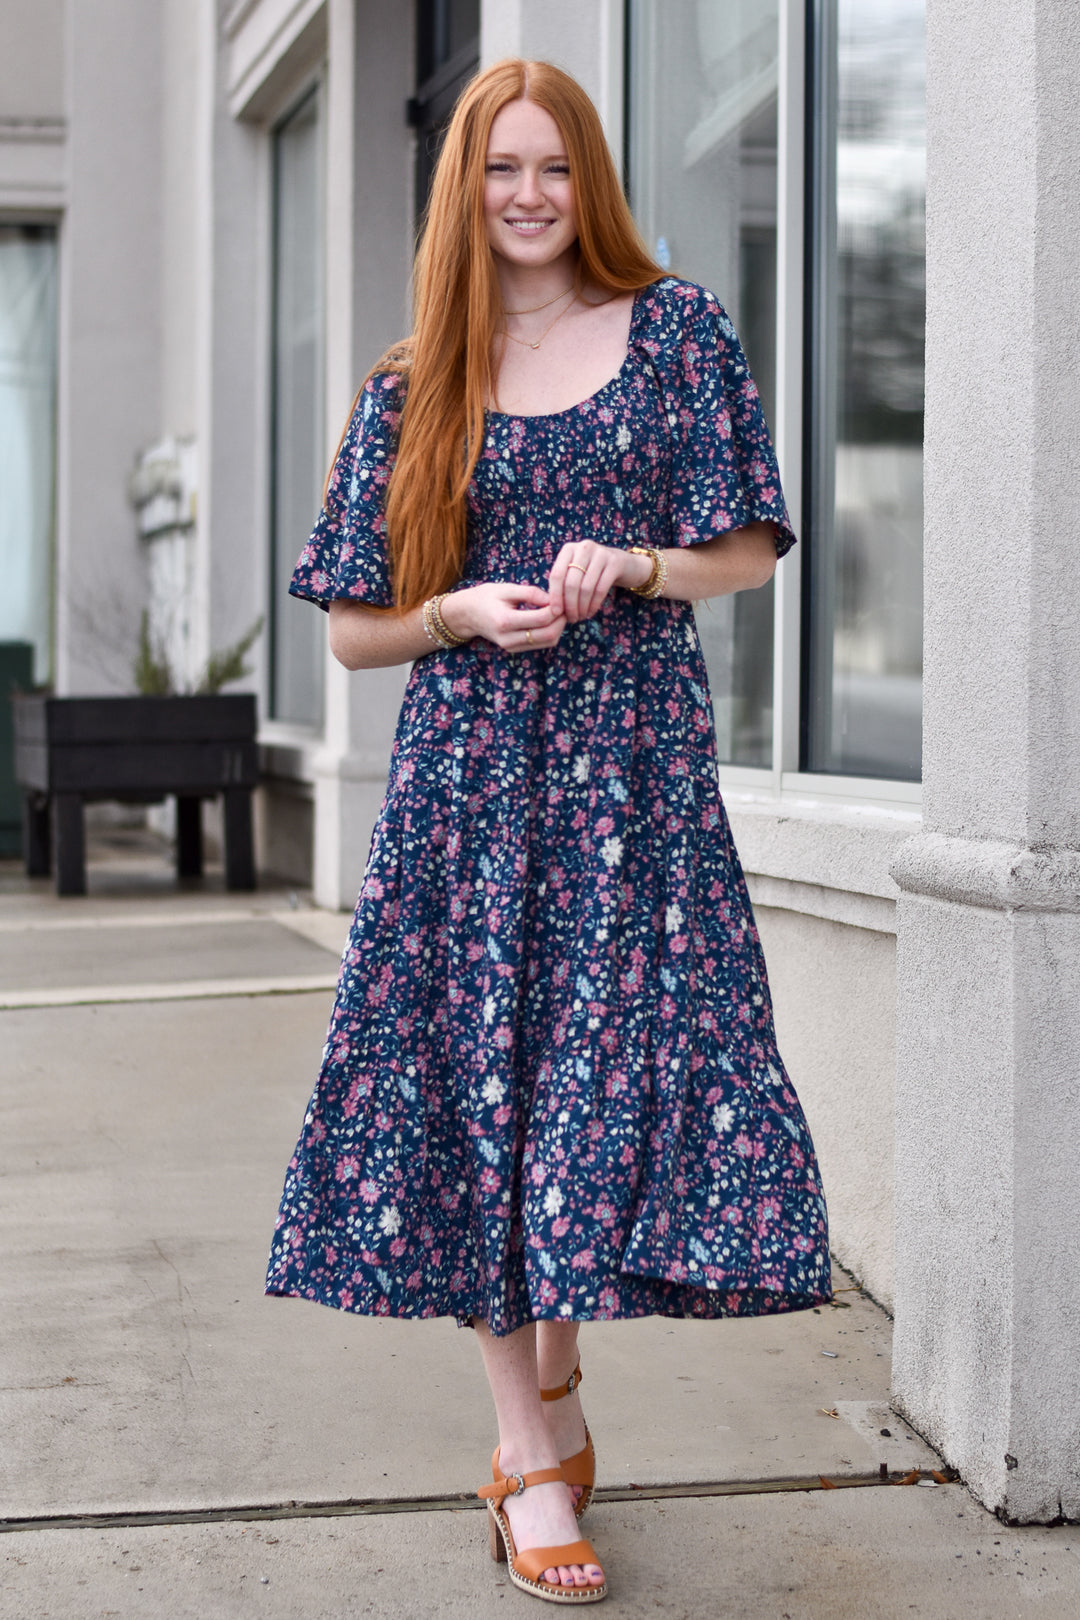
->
[2,831,1078,1617]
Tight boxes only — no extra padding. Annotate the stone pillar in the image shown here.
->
[890,0,1080,1521]
[311,0,413,910]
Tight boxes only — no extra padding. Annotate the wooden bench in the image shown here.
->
[13,693,258,896]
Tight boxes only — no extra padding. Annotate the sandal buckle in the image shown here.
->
[566,1371,578,1395]
[507,1473,526,1496]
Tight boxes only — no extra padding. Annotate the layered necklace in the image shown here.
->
[501,284,577,350]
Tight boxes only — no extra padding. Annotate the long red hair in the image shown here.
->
[330,58,662,616]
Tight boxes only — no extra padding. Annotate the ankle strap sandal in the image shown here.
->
[478,1449,607,1604]
[540,1361,595,1520]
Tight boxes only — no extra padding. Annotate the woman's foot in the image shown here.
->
[497,1447,605,1590]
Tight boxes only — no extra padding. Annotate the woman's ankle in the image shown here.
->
[497,1432,560,1477]
[535,1332,581,1390]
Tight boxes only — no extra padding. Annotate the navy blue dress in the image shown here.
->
[266,278,831,1334]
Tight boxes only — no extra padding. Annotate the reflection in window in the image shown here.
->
[805,0,925,779]
[0,225,57,684]
[270,87,324,727]
[629,0,780,768]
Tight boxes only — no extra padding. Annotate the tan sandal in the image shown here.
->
[540,1361,595,1519]
[478,1449,607,1604]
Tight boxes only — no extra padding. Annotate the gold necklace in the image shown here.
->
[502,284,575,316]
[501,294,578,351]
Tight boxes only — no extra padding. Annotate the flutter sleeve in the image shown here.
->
[288,371,405,610]
[652,281,795,558]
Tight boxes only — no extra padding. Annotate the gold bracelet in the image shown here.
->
[425,592,468,649]
[628,545,668,599]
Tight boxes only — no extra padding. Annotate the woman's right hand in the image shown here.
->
[440,582,566,653]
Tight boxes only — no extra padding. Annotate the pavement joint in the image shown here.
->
[0,1472,960,1536]
[0,908,280,934]
[0,973,338,1009]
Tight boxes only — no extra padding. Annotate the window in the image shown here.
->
[0,224,58,685]
[269,86,325,728]
[628,0,781,768]
[803,0,925,780]
[410,0,480,217]
[628,1,926,790]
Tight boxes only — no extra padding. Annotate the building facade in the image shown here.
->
[2,0,1077,1523]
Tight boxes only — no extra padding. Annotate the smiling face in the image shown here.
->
[483,98,578,275]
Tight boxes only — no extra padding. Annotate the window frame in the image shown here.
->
[408,0,480,222]
[0,218,60,689]
[265,72,328,736]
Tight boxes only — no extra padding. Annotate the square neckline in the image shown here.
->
[485,285,648,423]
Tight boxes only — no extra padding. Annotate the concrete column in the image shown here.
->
[481,0,625,170]
[57,0,162,693]
[311,0,414,910]
[890,0,1080,1521]
[198,0,267,686]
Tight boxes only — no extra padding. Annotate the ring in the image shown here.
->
[526,628,533,645]
[566,562,587,573]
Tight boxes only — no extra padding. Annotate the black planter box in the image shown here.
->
[13,693,258,895]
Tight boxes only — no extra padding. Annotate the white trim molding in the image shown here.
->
[726,788,921,936]
[225,0,328,121]
[0,116,67,209]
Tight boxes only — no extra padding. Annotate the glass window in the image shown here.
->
[628,0,781,768]
[0,224,58,685]
[804,0,925,780]
[270,86,325,727]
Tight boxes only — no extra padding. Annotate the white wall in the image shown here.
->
[0,0,65,120]
[57,0,163,694]
[481,0,624,167]
[160,0,203,441]
[756,905,897,1311]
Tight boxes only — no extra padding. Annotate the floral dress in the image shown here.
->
[265,277,831,1335]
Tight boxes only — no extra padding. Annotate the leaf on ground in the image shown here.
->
[818,1407,840,1418]
[898,1469,921,1485]
[819,1476,838,1489]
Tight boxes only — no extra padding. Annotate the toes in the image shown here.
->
[541,1561,603,1589]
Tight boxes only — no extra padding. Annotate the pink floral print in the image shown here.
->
[266,279,830,1334]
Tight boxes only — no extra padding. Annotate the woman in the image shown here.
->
[267,58,830,1604]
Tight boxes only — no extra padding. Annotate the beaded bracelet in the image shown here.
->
[628,545,668,599]
[422,592,468,649]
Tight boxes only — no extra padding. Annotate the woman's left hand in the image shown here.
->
[547,540,652,623]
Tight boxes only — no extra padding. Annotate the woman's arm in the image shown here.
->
[650,520,778,600]
[327,581,566,670]
[547,521,778,623]
[327,521,777,669]
[327,601,433,670]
